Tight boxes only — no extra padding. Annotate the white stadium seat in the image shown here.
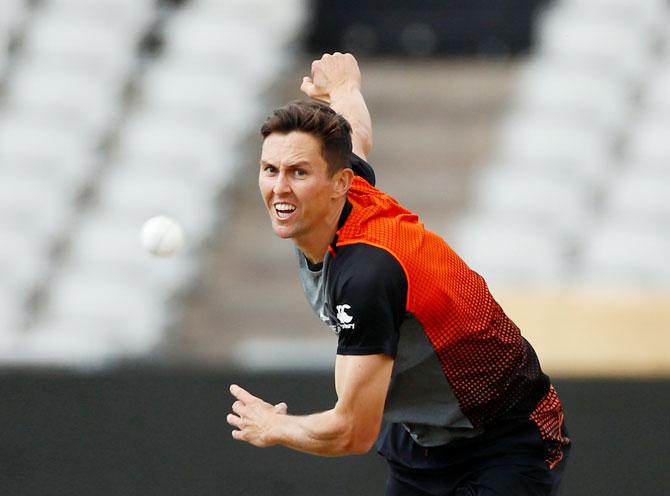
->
[0,114,91,156]
[471,167,595,238]
[0,175,75,244]
[23,11,137,82]
[5,65,122,140]
[0,285,24,335]
[105,152,237,190]
[0,115,94,192]
[0,0,27,35]
[0,229,51,296]
[604,170,670,223]
[96,168,218,243]
[643,68,670,116]
[559,0,669,34]
[624,116,670,168]
[42,0,156,37]
[66,213,198,293]
[578,221,670,289]
[162,14,284,85]
[0,29,10,79]
[514,61,631,135]
[447,216,570,289]
[187,0,307,42]
[8,322,126,368]
[115,115,229,185]
[42,272,170,345]
[140,62,259,134]
[538,8,654,86]
[497,115,612,184]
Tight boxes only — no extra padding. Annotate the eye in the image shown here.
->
[294,168,307,177]
[262,164,277,174]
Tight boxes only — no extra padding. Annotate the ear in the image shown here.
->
[332,167,354,200]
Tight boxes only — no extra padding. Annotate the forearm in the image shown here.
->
[269,407,370,457]
[330,88,373,159]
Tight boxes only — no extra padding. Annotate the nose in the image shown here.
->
[272,171,291,195]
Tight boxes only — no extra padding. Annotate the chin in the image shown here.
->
[272,223,296,239]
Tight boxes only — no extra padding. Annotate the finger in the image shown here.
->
[226,413,242,428]
[300,76,315,95]
[230,384,258,403]
[274,402,288,414]
[232,400,246,416]
[231,429,245,441]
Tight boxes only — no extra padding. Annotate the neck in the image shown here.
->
[295,199,346,264]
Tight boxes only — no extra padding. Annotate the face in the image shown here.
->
[259,131,347,245]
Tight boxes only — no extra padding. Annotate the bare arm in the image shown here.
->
[301,52,373,160]
[227,353,393,456]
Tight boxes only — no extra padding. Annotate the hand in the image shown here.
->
[227,384,287,447]
[300,52,362,105]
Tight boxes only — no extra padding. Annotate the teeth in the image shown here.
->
[274,203,296,218]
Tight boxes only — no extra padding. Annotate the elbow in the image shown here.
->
[354,129,373,159]
[347,435,376,455]
[338,419,380,455]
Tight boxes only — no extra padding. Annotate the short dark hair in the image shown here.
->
[260,100,352,176]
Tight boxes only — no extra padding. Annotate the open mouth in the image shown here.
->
[274,202,297,219]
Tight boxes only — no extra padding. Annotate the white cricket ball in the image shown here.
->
[140,215,185,257]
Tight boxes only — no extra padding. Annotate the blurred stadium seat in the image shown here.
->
[514,61,631,135]
[96,167,219,242]
[116,113,233,182]
[625,115,670,167]
[578,221,670,288]
[22,9,138,84]
[496,115,611,184]
[41,272,170,348]
[66,212,198,292]
[538,6,655,86]
[449,215,570,289]
[605,169,670,223]
[0,0,27,36]
[471,167,595,238]
[5,64,122,140]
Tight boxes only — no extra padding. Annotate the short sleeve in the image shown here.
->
[350,153,376,186]
[329,244,407,357]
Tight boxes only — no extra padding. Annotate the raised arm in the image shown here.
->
[301,52,373,160]
[227,353,393,456]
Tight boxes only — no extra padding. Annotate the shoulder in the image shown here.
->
[331,243,407,301]
[329,244,408,357]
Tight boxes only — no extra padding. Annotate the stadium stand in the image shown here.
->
[0,0,306,367]
[451,0,670,291]
[1,0,667,370]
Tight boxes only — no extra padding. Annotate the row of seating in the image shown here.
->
[0,0,307,367]
[450,0,670,290]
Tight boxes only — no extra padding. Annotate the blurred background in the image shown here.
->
[0,0,669,494]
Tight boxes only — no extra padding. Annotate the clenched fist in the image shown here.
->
[300,52,362,105]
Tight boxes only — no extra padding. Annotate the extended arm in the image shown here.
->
[301,52,373,160]
[227,353,393,456]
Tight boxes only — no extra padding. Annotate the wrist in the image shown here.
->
[329,85,362,104]
[262,412,284,447]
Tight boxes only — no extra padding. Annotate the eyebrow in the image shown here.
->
[260,160,312,169]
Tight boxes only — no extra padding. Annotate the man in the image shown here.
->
[227,53,570,495]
